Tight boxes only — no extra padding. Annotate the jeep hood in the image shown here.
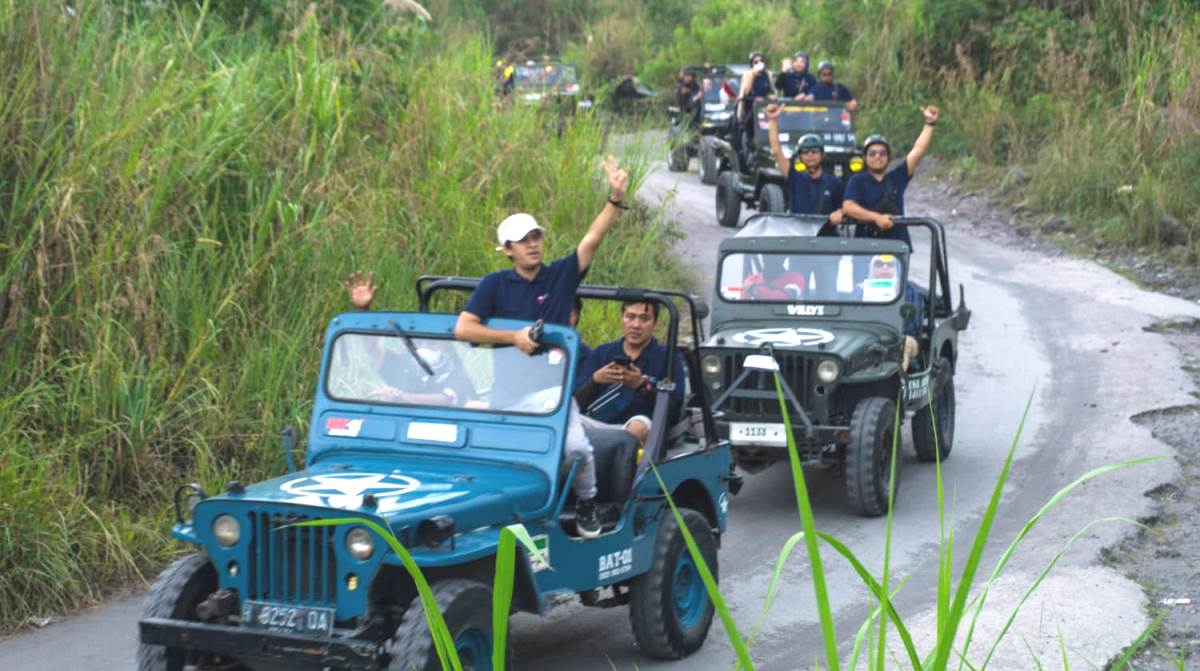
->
[210,456,551,532]
[704,320,901,360]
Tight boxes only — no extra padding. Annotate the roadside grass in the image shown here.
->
[0,2,682,631]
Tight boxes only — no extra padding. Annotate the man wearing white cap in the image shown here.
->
[454,155,630,539]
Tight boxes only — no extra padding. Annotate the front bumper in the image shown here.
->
[140,617,386,670]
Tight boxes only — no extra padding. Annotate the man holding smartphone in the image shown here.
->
[575,300,685,446]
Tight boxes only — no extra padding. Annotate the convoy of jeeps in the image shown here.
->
[137,51,966,671]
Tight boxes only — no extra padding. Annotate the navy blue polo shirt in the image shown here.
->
[464,251,583,326]
[811,82,854,103]
[775,70,817,98]
[748,72,772,99]
[786,164,844,216]
[578,337,686,423]
[845,163,913,247]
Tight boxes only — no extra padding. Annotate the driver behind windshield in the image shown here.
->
[865,254,921,371]
[741,255,806,300]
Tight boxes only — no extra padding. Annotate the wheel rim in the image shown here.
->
[454,626,493,671]
[672,552,707,629]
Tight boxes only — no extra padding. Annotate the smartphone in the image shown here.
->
[612,356,631,368]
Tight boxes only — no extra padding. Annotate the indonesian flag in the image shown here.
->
[720,80,737,104]
[325,417,364,437]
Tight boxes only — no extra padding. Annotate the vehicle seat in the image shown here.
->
[584,427,637,503]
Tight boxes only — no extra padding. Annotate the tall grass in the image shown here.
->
[0,1,680,630]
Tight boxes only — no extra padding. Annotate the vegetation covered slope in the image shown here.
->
[559,0,1199,254]
[0,1,677,630]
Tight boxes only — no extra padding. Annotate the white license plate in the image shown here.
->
[729,422,788,446]
[242,600,334,637]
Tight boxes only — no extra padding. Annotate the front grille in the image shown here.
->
[247,512,338,607]
[721,350,815,416]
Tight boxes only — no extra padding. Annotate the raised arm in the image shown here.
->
[906,106,939,175]
[765,104,789,174]
[576,155,630,272]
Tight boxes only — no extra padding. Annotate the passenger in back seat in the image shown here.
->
[575,299,685,447]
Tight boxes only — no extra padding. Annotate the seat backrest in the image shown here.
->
[584,427,638,503]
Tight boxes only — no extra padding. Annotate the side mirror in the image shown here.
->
[282,425,299,473]
[954,284,971,331]
[692,298,710,321]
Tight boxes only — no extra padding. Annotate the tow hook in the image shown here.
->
[720,468,745,496]
[195,589,240,621]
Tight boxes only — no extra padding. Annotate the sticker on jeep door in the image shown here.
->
[598,548,633,580]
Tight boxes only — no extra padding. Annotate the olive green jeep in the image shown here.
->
[699,214,970,515]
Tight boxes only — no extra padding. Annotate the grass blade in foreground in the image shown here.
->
[294,518,462,671]
[816,532,921,668]
[648,463,755,671]
[771,370,840,671]
[958,456,1163,669]
[874,392,903,671]
[930,388,1036,671]
[492,523,544,670]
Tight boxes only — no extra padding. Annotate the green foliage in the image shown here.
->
[0,0,679,630]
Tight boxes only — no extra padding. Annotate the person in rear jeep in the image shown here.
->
[453,155,631,540]
[841,106,940,250]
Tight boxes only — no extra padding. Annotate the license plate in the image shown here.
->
[242,600,334,637]
[729,422,788,446]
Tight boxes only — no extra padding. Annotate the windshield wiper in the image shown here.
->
[388,320,435,377]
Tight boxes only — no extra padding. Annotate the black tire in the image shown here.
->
[846,396,899,517]
[668,143,688,172]
[699,137,718,185]
[759,182,786,213]
[629,508,717,659]
[715,171,742,228]
[389,579,509,671]
[913,357,956,462]
[136,553,218,671]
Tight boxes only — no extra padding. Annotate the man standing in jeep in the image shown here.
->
[736,51,774,163]
[810,61,858,112]
[453,155,630,540]
[775,51,816,99]
[765,103,845,230]
[842,106,940,249]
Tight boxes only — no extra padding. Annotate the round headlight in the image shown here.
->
[816,359,840,383]
[701,355,722,376]
[212,514,241,547]
[849,156,864,172]
[346,527,375,560]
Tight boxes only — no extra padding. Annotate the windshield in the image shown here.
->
[719,252,906,304]
[765,103,852,133]
[326,333,569,415]
[514,64,576,90]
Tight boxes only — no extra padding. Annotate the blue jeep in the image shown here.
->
[137,280,735,670]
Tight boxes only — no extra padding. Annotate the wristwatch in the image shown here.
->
[608,197,629,210]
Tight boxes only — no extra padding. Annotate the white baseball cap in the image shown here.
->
[495,212,545,251]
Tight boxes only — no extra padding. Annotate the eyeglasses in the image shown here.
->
[865,150,888,158]
[799,148,821,155]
